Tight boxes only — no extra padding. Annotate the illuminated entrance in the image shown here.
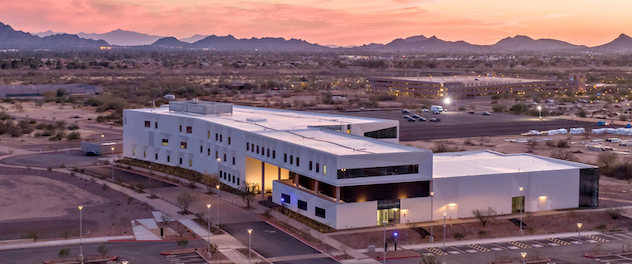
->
[377,200,400,225]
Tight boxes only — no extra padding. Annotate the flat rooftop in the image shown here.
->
[255,129,426,155]
[433,151,594,178]
[375,76,544,85]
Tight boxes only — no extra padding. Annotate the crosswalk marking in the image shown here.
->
[584,235,608,242]
[424,247,447,255]
[467,244,490,252]
[508,241,532,249]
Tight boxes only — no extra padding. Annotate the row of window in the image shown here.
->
[337,164,419,179]
[144,121,232,145]
[246,142,276,159]
[219,170,240,186]
[281,193,325,218]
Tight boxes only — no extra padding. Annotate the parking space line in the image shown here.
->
[585,235,609,242]
[424,247,447,255]
[467,244,490,252]
[508,241,532,249]
[601,233,625,240]
[491,243,508,250]
[547,238,571,246]
[530,240,548,247]
[449,246,467,254]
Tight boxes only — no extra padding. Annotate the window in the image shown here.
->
[216,151,218,159]
[144,121,151,127]
[155,153,158,160]
[162,139,169,146]
[186,126,192,133]
[298,200,307,210]
[256,146,259,154]
[247,143,249,151]
[273,150,276,159]
[237,177,240,185]
[220,170,223,179]
[208,148,211,156]
[167,155,170,162]
[228,137,231,145]
[284,154,287,162]
[179,157,182,165]
[323,165,326,175]
[337,164,419,179]
[364,127,397,139]
[224,154,227,162]
[281,193,290,203]
[290,155,293,165]
[216,133,218,141]
[296,157,299,166]
[155,122,158,129]
[316,163,320,173]
[262,147,265,155]
[232,157,235,165]
[309,161,313,171]
[220,135,222,142]
[315,207,326,218]
[180,142,187,149]
[143,151,146,158]
[232,175,235,183]
[267,149,270,157]
[200,146,203,153]
[208,131,210,139]
[132,149,135,156]
[179,125,182,132]
[189,159,192,166]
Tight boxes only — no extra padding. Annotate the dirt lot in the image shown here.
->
[0,167,153,240]
[0,150,106,168]
[332,211,632,249]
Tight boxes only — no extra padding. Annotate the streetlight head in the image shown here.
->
[247,229,253,234]
[207,204,211,208]
[519,187,524,191]
[216,184,220,189]
[111,147,114,151]
[430,191,434,196]
[382,221,387,225]
[281,198,284,202]
[217,158,221,162]
[444,97,451,105]
[394,232,398,237]
[577,222,582,228]
[521,252,527,258]
[78,205,83,210]
[101,134,104,138]
[537,105,542,110]
[443,212,447,216]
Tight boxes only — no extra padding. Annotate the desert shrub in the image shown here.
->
[605,207,625,220]
[454,233,465,240]
[595,223,607,231]
[67,124,80,130]
[556,140,570,148]
[492,104,507,112]
[432,143,464,153]
[550,150,578,161]
[66,132,81,141]
[509,103,528,114]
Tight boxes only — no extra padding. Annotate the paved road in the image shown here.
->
[0,240,206,264]
[0,150,103,168]
[319,110,613,141]
[222,221,338,263]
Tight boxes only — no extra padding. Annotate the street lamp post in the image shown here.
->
[247,229,253,264]
[78,206,83,262]
[111,147,115,182]
[577,223,583,243]
[394,232,398,251]
[216,185,220,227]
[207,204,212,259]
[521,252,527,264]
[430,191,434,242]
[519,187,524,235]
[537,105,542,120]
[443,212,447,264]
[382,220,387,264]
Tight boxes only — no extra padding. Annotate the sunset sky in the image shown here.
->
[1,0,631,46]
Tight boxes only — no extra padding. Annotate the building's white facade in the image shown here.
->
[123,101,598,230]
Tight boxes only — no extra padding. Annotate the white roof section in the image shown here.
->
[433,151,594,178]
[132,104,386,132]
[255,129,425,156]
[382,76,544,85]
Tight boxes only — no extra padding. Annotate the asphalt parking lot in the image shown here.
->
[321,110,612,141]
[0,150,104,168]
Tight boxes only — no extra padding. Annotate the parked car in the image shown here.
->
[482,111,490,115]
[468,110,475,114]
[419,117,427,121]
[412,114,420,119]
[403,115,411,119]
[407,118,416,122]
[402,109,410,114]
[429,118,441,122]
[421,108,429,112]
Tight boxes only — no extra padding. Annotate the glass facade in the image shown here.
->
[337,164,419,179]
[363,127,397,139]
[579,168,599,207]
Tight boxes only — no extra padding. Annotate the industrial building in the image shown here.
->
[123,101,598,229]
[367,74,586,99]
[0,84,103,98]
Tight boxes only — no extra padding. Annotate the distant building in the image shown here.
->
[367,73,586,99]
[0,84,103,98]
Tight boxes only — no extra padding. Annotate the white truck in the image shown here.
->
[431,105,444,114]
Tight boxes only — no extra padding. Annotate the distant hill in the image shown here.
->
[77,29,162,46]
[34,30,60,37]
[354,35,482,52]
[591,34,632,53]
[179,34,209,43]
[152,37,190,48]
[491,35,584,51]
[151,35,327,51]
[0,22,108,50]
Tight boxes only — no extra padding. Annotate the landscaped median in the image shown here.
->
[44,255,117,264]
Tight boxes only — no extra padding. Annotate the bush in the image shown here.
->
[551,150,578,161]
[67,124,80,130]
[66,132,81,141]
[605,207,625,220]
[492,104,507,112]
[509,103,528,114]
[556,140,570,148]
[432,143,464,153]
[454,232,465,240]
[595,223,607,231]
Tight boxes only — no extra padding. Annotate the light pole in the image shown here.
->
[577,223,582,243]
[111,147,115,182]
[430,192,434,242]
[537,105,542,120]
[443,212,447,263]
[247,229,253,264]
[78,206,83,262]
[519,187,524,236]
[394,232,398,251]
[521,252,527,264]
[382,220,387,264]
[216,185,220,227]
[207,204,212,259]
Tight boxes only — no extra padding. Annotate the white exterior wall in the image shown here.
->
[336,201,378,229]
[272,181,338,228]
[400,196,432,224]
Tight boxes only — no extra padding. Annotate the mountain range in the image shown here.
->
[2,22,631,53]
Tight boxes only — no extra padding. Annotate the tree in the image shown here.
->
[472,207,497,227]
[66,132,81,141]
[58,248,70,260]
[492,104,507,112]
[201,172,220,194]
[597,152,619,169]
[176,191,195,214]
[177,238,189,249]
[551,150,578,161]
[240,181,260,209]
[97,244,109,257]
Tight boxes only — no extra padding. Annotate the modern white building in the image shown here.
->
[123,101,598,229]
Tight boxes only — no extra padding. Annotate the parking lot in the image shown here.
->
[321,110,611,141]
[165,252,207,264]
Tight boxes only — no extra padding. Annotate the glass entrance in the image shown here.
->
[377,199,400,225]
[512,196,524,214]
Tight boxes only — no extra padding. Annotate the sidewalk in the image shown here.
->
[361,231,600,252]
[0,236,133,251]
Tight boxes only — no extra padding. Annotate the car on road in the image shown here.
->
[419,117,427,121]
[407,118,416,122]
[412,114,420,119]
[421,108,429,112]
[402,109,410,114]
[429,118,440,122]
[606,138,621,143]
[620,141,632,146]
[482,111,490,115]
[403,115,411,119]
[468,110,475,114]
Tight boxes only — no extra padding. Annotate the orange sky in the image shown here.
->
[1,0,631,46]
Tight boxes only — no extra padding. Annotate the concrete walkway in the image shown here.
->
[0,236,134,251]
[131,225,161,241]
